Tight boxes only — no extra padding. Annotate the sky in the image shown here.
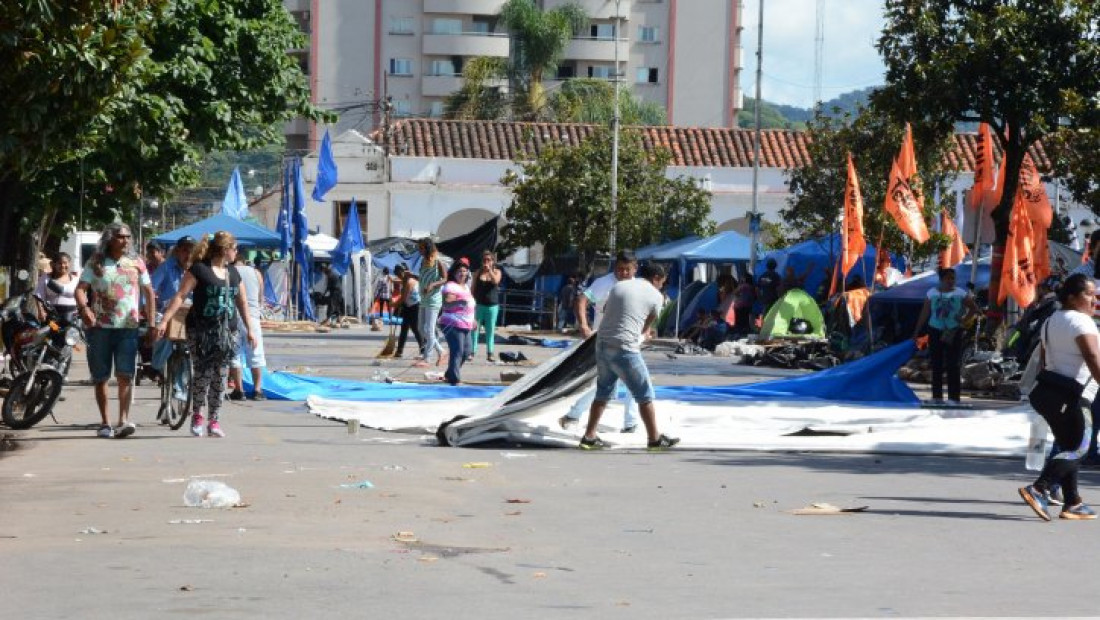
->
[738,0,888,108]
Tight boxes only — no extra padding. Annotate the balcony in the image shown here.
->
[422,74,465,97]
[563,37,625,62]
[424,0,506,14]
[423,32,509,57]
[543,0,631,20]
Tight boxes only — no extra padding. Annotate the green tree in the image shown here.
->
[782,103,958,262]
[1,0,326,270]
[545,78,667,126]
[498,0,588,119]
[0,1,157,268]
[874,0,1099,298]
[499,128,715,264]
[737,97,802,130]
[444,57,509,120]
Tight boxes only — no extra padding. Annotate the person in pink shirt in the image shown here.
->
[438,259,476,385]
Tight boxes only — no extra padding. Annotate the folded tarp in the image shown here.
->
[249,340,919,407]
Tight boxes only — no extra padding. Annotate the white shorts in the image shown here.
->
[232,316,266,369]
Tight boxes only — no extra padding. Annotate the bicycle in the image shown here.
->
[156,339,193,430]
[155,308,193,430]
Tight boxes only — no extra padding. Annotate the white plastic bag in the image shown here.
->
[1024,413,1050,472]
[183,479,241,508]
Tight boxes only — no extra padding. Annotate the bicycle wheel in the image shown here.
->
[2,369,64,429]
[165,345,193,431]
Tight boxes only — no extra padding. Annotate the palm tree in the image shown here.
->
[498,0,588,119]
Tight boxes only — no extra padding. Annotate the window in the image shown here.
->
[638,25,659,43]
[635,67,659,83]
[335,201,368,241]
[556,64,576,79]
[429,59,458,76]
[429,101,444,117]
[471,18,494,34]
[392,99,411,116]
[389,58,413,76]
[590,23,616,39]
[432,18,462,34]
[389,16,413,34]
[588,65,614,79]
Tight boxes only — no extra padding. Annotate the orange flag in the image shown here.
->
[841,153,866,277]
[1018,154,1053,282]
[970,123,996,213]
[884,157,930,243]
[897,124,925,208]
[998,191,1037,307]
[939,211,968,268]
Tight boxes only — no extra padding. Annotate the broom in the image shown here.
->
[378,317,397,357]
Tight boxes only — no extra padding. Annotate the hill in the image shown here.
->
[738,87,879,129]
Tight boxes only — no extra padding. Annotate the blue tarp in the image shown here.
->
[248,340,918,407]
[156,214,282,248]
[758,234,907,299]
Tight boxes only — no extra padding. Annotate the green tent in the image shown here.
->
[760,289,826,340]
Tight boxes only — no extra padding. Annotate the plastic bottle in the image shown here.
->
[1025,415,1050,472]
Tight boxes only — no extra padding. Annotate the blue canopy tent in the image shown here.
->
[156,213,282,249]
[642,231,753,337]
[636,235,702,261]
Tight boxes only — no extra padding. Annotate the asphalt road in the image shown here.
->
[3,325,1099,619]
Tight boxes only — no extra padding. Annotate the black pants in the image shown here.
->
[928,327,962,401]
[396,303,422,356]
[1036,397,1092,506]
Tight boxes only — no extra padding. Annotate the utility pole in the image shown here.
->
[609,0,623,254]
[749,0,764,274]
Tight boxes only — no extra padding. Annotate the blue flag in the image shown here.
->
[331,199,365,276]
[221,166,249,219]
[276,161,292,257]
[292,158,316,321]
[312,129,338,202]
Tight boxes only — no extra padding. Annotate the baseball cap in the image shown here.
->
[176,235,196,247]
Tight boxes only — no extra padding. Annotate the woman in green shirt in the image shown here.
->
[416,238,446,366]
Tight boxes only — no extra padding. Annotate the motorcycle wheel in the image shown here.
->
[2,369,64,429]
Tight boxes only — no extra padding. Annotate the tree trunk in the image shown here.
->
[985,122,1028,311]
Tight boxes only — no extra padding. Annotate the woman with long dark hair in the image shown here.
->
[470,250,502,362]
[1019,273,1100,520]
[155,232,256,438]
[439,260,476,385]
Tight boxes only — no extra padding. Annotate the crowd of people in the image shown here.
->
[27,223,269,440]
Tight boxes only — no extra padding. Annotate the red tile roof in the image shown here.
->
[386,119,1050,172]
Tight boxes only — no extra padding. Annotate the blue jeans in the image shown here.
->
[86,327,139,383]
[594,344,655,405]
[441,324,470,385]
[419,305,443,360]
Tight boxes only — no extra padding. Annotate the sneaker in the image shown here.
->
[647,434,681,451]
[1060,503,1098,520]
[228,390,245,401]
[621,424,638,434]
[1018,485,1051,521]
[559,415,578,431]
[96,425,114,438]
[579,435,609,450]
[1045,487,1065,507]
[208,421,225,438]
[191,413,206,437]
[487,354,495,363]
[114,422,136,439]
[250,392,267,401]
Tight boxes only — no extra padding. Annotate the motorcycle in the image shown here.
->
[1,293,82,429]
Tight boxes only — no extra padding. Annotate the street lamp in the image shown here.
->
[749,0,764,275]
[609,0,623,254]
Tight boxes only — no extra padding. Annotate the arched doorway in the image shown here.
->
[436,208,498,241]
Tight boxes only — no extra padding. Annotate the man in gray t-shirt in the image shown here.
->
[580,261,679,451]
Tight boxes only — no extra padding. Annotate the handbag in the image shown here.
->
[1027,321,1089,417]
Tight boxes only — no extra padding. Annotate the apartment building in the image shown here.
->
[283,0,744,152]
